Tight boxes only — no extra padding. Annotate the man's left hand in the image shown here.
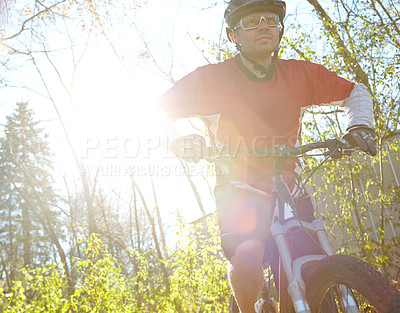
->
[170,134,207,163]
[343,125,377,156]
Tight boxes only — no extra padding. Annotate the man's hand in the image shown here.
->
[343,125,377,156]
[170,134,207,163]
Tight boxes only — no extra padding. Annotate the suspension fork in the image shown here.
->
[270,172,311,312]
[271,221,311,313]
[270,172,296,282]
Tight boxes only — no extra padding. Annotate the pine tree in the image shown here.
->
[0,102,71,292]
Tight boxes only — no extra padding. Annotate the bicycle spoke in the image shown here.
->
[317,284,381,313]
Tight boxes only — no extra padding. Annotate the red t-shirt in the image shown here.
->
[160,56,354,192]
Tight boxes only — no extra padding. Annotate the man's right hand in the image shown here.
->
[170,134,207,163]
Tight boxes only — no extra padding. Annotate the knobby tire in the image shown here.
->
[304,254,397,313]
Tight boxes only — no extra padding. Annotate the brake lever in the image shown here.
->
[342,148,361,156]
[324,138,358,158]
[323,138,352,158]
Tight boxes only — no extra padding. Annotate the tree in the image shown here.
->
[0,102,72,293]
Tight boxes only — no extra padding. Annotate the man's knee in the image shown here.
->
[231,239,265,267]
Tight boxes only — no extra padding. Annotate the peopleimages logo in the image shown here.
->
[82,134,300,159]
[84,162,230,177]
[82,136,168,159]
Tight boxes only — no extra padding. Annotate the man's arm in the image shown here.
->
[344,84,374,129]
[343,84,377,156]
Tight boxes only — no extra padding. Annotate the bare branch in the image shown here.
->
[133,23,176,84]
[186,31,212,64]
[1,0,67,41]
[306,0,370,88]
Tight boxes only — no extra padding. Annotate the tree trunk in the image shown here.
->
[150,176,168,258]
[22,202,32,268]
[305,0,381,126]
[305,0,370,89]
[130,176,170,291]
[179,159,206,215]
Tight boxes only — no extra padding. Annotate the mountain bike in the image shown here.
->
[202,138,399,313]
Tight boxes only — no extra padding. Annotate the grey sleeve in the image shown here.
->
[342,84,374,129]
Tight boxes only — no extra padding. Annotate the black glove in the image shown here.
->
[343,125,377,156]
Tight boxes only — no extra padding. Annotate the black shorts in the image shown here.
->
[216,184,316,261]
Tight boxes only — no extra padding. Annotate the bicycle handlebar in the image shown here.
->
[204,137,357,162]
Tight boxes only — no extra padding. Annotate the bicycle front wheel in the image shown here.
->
[304,254,396,313]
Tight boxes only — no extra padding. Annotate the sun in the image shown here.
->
[69,41,172,159]
[65,42,216,222]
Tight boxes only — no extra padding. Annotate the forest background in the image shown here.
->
[0,0,399,312]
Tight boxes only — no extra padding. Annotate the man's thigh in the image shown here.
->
[216,184,274,261]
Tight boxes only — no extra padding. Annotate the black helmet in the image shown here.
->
[224,0,286,29]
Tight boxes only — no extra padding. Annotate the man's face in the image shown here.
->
[233,11,280,58]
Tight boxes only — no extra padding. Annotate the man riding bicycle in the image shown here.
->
[159,1,376,312]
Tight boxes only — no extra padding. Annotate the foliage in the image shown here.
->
[0,217,231,312]
[167,214,231,312]
[0,264,66,313]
